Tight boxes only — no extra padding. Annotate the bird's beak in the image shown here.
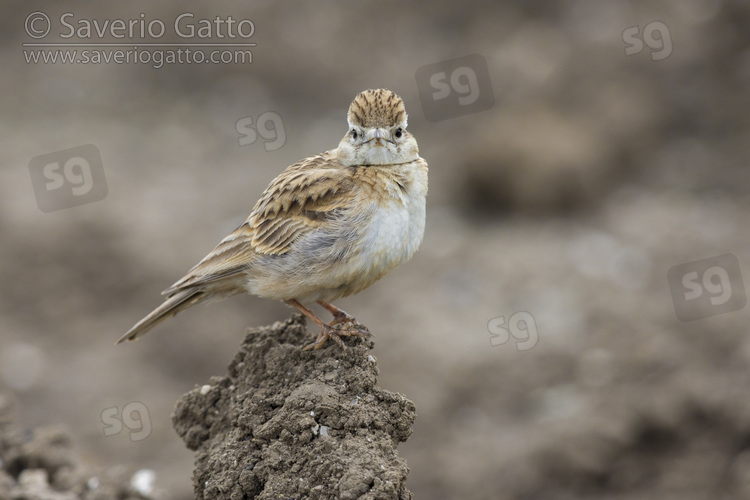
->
[372,128,385,145]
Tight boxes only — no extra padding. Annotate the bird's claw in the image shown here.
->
[303,322,373,351]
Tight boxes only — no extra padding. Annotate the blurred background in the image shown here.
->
[3,0,750,498]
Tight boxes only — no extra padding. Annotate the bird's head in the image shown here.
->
[336,89,419,167]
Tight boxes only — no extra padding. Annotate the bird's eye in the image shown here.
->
[394,128,403,139]
[351,129,358,139]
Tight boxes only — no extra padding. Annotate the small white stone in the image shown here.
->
[310,411,315,416]
[311,424,320,435]
[19,469,48,487]
[200,385,211,395]
[320,425,329,437]
[87,477,100,489]
[367,355,376,363]
[131,469,155,496]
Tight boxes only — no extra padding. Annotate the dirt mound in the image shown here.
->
[172,315,416,499]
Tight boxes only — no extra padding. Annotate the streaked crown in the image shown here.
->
[347,89,407,129]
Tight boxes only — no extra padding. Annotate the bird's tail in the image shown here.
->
[116,289,205,344]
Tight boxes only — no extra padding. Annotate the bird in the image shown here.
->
[118,89,428,350]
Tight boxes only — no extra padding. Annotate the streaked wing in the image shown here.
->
[250,153,355,254]
[163,152,355,296]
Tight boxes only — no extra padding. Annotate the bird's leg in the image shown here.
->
[317,300,357,325]
[285,299,372,350]
[284,299,344,349]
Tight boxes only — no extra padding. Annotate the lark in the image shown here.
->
[118,89,428,350]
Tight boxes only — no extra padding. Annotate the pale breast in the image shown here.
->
[357,186,424,273]
[247,159,428,303]
[343,159,428,294]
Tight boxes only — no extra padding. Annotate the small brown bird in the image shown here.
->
[118,89,428,349]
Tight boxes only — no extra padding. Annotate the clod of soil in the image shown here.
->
[172,314,416,500]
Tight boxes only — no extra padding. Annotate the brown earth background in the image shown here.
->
[2,1,750,498]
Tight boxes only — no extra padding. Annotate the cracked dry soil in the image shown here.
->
[172,314,416,500]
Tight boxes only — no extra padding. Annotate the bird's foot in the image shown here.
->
[303,322,373,351]
[285,299,373,350]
